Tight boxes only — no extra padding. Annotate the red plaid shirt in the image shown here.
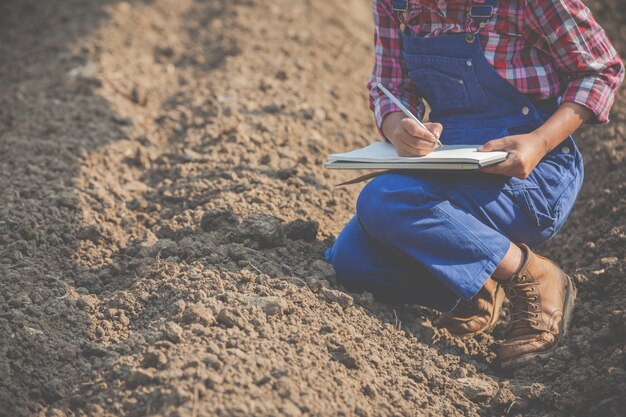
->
[369,0,624,131]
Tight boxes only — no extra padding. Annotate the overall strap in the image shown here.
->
[466,0,498,43]
[393,1,499,33]
[392,0,409,31]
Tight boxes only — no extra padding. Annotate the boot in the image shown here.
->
[498,244,576,370]
[439,277,505,337]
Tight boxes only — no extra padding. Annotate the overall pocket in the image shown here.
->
[405,54,488,114]
[512,187,557,230]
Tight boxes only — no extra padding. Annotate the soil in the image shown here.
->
[0,0,624,416]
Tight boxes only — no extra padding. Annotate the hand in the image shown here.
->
[388,117,443,157]
[478,133,549,179]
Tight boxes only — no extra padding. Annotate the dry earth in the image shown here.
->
[0,0,625,416]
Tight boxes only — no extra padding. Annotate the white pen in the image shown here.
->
[376,82,444,148]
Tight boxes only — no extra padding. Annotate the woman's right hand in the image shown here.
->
[382,112,443,157]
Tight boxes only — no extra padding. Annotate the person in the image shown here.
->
[325,0,623,369]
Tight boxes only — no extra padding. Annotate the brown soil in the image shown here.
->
[0,0,624,416]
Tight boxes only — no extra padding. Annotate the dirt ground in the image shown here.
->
[0,0,624,416]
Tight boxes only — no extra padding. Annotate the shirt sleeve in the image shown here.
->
[524,0,624,124]
[367,0,424,137]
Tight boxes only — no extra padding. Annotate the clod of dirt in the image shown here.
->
[200,210,239,232]
[237,213,284,248]
[216,307,247,329]
[328,344,361,370]
[456,377,500,403]
[77,224,101,243]
[319,287,353,310]
[141,350,168,369]
[160,322,183,343]
[182,303,216,326]
[125,368,157,388]
[151,239,179,258]
[250,295,287,317]
[284,219,319,242]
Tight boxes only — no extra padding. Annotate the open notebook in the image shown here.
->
[326,141,508,171]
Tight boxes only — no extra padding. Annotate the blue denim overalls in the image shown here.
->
[325,2,584,310]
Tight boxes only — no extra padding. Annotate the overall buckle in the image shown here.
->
[391,0,408,11]
[466,3,495,43]
[468,5,494,19]
[392,0,409,31]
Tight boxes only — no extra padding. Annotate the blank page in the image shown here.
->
[328,141,507,164]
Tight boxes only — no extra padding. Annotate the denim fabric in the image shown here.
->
[326,32,583,307]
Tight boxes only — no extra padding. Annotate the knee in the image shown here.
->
[356,173,416,237]
[325,229,365,289]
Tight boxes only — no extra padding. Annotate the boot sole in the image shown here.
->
[446,284,506,338]
[500,274,577,370]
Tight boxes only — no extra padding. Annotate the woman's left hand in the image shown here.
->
[478,133,548,179]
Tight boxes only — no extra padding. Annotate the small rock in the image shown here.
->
[160,321,183,343]
[600,257,619,267]
[456,377,499,402]
[313,108,326,121]
[182,303,215,326]
[216,307,247,329]
[67,63,97,79]
[251,296,287,317]
[237,213,283,248]
[320,287,353,309]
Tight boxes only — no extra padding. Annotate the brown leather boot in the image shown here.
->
[439,277,505,337]
[498,244,576,369]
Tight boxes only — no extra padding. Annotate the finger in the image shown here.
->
[480,156,516,175]
[424,122,443,139]
[398,137,435,156]
[397,147,424,157]
[396,127,437,148]
[399,133,437,152]
[478,138,508,152]
[396,142,428,157]
[400,118,436,142]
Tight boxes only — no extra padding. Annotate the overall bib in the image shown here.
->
[325,9,584,310]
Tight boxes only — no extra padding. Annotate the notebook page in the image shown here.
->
[328,142,507,164]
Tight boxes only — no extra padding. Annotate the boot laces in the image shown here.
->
[506,274,541,330]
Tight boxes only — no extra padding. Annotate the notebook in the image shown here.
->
[325,141,508,171]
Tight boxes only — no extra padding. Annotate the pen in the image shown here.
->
[376,82,444,148]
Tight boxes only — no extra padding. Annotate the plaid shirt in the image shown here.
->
[369,0,624,131]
